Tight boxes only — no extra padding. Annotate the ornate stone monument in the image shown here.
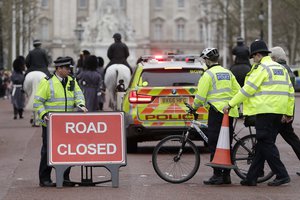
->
[80,0,137,66]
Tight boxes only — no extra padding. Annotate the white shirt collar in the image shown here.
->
[55,73,63,82]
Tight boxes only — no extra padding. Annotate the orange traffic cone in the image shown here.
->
[206,113,236,169]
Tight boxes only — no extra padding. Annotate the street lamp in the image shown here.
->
[258,2,264,40]
[0,0,3,69]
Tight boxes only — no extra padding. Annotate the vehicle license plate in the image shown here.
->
[160,97,188,104]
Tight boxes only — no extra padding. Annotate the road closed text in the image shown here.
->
[57,143,117,155]
[65,122,107,134]
[57,121,117,156]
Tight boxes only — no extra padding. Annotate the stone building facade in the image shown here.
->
[35,0,217,66]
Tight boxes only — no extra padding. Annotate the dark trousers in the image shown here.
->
[39,126,71,183]
[246,114,289,181]
[279,121,300,160]
[13,106,23,118]
[207,107,234,176]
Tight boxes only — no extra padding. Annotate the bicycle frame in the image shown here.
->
[190,120,208,143]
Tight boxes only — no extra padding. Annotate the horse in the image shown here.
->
[104,64,131,110]
[23,71,47,126]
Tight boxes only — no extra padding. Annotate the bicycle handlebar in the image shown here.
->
[184,102,198,120]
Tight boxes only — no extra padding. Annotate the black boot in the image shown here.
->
[203,175,224,185]
[18,109,23,119]
[223,169,231,184]
[13,107,17,119]
[223,175,231,184]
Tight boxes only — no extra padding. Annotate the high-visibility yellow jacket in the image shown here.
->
[193,64,241,117]
[34,74,85,126]
[229,56,294,116]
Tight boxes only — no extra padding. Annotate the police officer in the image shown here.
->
[223,40,294,186]
[270,46,300,175]
[104,33,132,75]
[25,39,51,77]
[34,57,87,187]
[193,48,241,185]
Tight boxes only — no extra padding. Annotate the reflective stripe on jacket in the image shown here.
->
[33,75,85,126]
[229,56,294,116]
[193,65,241,117]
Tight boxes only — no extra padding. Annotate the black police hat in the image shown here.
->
[54,57,73,67]
[113,33,122,40]
[33,39,42,47]
[249,40,271,58]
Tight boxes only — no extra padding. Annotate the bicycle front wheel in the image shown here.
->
[232,134,274,183]
[152,135,200,184]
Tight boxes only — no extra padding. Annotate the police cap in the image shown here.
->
[33,39,42,45]
[54,56,73,68]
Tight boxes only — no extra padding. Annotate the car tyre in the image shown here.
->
[127,138,138,153]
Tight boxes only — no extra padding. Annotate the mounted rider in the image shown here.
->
[25,39,51,77]
[104,33,132,75]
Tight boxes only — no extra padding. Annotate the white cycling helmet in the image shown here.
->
[200,48,219,60]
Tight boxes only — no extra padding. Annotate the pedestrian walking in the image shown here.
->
[104,33,132,75]
[2,71,11,99]
[76,55,102,111]
[75,49,90,76]
[25,39,51,77]
[223,40,294,186]
[230,37,251,87]
[270,46,300,175]
[97,56,105,111]
[193,48,241,185]
[34,56,87,187]
[11,56,26,119]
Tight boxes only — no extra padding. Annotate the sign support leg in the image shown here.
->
[53,165,70,188]
[105,164,122,188]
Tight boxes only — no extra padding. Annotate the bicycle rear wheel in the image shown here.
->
[232,134,274,183]
[152,135,200,183]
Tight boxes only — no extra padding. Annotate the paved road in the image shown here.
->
[1,98,300,200]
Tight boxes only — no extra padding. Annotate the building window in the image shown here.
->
[176,18,186,41]
[40,19,49,40]
[154,23,163,41]
[153,18,164,41]
[120,0,126,9]
[155,0,163,9]
[178,0,184,8]
[78,0,87,9]
[198,23,203,41]
[41,0,48,8]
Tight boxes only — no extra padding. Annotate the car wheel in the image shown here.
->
[127,138,138,153]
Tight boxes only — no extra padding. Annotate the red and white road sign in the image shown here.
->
[48,112,126,165]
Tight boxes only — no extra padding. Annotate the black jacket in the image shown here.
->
[105,41,132,74]
[229,63,251,87]
[25,47,50,76]
[232,44,250,65]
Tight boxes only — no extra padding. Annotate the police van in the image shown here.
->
[122,55,208,152]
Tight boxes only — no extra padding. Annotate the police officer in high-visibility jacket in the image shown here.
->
[223,40,294,186]
[193,48,241,185]
[34,57,87,187]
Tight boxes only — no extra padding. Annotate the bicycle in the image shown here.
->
[152,102,274,183]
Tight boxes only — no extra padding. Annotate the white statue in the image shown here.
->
[97,4,119,42]
[81,0,135,43]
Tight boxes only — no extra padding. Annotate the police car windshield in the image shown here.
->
[140,69,202,87]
